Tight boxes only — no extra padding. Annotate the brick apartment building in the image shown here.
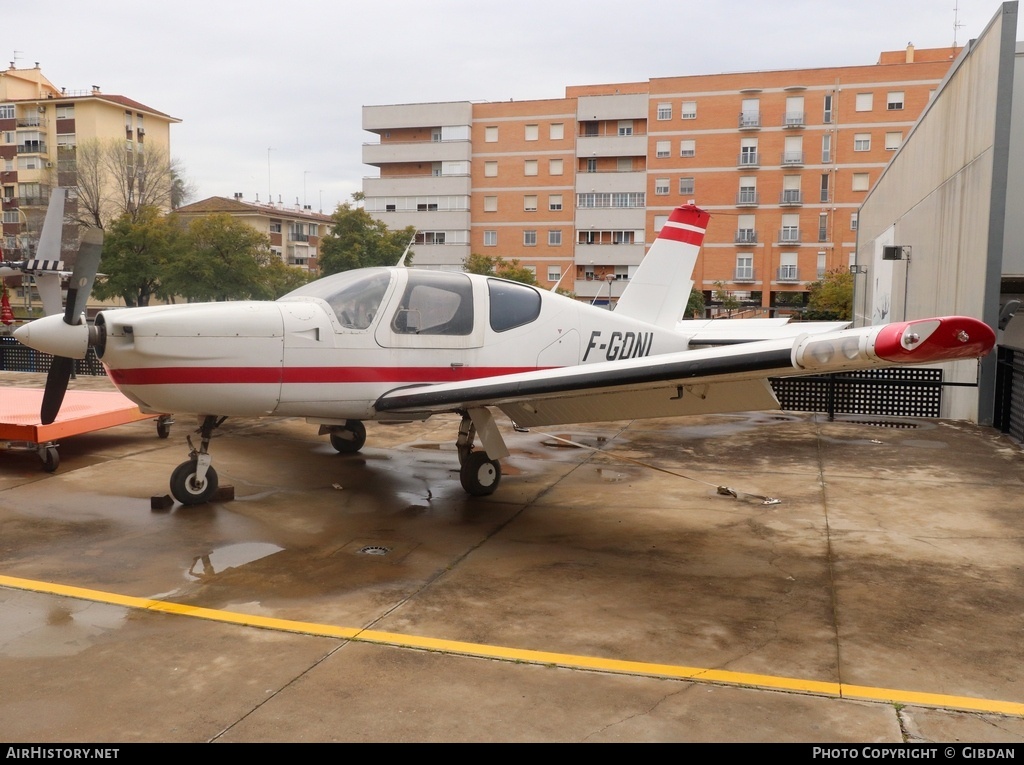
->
[363,44,959,314]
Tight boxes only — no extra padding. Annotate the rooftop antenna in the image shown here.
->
[953,1,965,47]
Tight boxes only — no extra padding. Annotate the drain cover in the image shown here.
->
[358,545,391,556]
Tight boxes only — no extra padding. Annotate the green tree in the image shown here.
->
[712,281,741,317]
[257,257,313,300]
[807,268,854,320]
[92,206,183,307]
[685,288,706,319]
[318,201,415,274]
[463,253,538,285]
[165,213,276,302]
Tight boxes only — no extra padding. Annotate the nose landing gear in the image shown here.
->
[169,415,226,505]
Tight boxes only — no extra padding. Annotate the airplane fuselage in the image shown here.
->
[93,267,692,423]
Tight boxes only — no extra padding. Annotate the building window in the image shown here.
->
[485,126,498,142]
[740,140,758,166]
[55,104,74,120]
[548,194,563,211]
[548,230,562,246]
[549,158,563,175]
[547,266,561,282]
[740,98,760,128]
[779,253,798,281]
[850,213,859,231]
[0,104,14,120]
[524,195,538,212]
[524,230,537,246]
[656,140,670,158]
[655,178,670,196]
[736,255,753,281]
[550,123,564,140]
[823,94,833,124]
[679,177,694,195]
[525,124,539,141]
[821,134,831,163]
[854,133,871,152]
[820,173,830,203]
[681,100,697,119]
[484,161,498,177]
[524,159,538,176]
[852,173,870,191]
[887,91,905,110]
[657,103,672,120]
[738,177,757,205]
[855,93,873,112]
[484,230,497,246]
[617,120,633,136]
[680,139,695,157]
[484,196,497,212]
[885,131,902,151]
[586,157,597,173]
[818,212,828,242]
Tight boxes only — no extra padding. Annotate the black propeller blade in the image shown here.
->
[39,229,104,425]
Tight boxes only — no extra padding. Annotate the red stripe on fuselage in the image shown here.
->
[107,366,549,386]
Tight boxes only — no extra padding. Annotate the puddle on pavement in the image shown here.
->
[187,541,284,580]
[0,594,126,658]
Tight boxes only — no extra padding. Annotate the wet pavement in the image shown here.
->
[1,370,1024,742]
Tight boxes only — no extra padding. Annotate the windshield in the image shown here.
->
[280,269,392,329]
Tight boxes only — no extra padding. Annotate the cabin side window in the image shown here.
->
[391,271,474,335]
[488,279,541,332]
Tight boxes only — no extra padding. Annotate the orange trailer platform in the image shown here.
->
[0,388,171,471]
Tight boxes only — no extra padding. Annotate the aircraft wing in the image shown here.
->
[375,316,995,427]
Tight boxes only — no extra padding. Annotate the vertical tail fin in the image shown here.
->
[614,204,709,328]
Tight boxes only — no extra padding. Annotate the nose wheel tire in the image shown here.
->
[170,459,219,505]
[330,421,366,453]
[460,451,501,496]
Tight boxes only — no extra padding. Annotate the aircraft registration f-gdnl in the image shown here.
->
[14,204,996,504]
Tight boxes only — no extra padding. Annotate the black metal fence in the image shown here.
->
[0,335,106,376]
[994,346,1024,442]
[768,367,944,420]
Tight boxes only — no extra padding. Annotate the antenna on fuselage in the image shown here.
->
[395,232,416,267]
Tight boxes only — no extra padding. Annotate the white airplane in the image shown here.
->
[14,203,996,505]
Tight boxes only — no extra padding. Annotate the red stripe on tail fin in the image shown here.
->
[657,204,710,246]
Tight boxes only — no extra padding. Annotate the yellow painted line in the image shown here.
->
[2,573,1022,717]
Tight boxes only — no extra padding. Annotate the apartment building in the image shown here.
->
[174,195,332,271]
[0,63,179,260]
[363,45,959,312]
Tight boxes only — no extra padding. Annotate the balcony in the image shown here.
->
[783,112,805,128]
[16,143,47,155]
[779,190,802,207]
[734,268,756,283]
[736,191,759,207]
[777,266,800,282]
[737,152,760,168]
[735,229,757,245]
[738,113,761,129]
[780,151,804,167]
[778,228,801,244]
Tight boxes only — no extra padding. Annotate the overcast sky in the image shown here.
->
[7,0,1015,214]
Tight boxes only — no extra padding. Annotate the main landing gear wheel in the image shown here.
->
[330,420,366,453]
[460,451,501,496]
[170,459,219,506]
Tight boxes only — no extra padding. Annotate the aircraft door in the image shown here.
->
[375,270,484,350]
